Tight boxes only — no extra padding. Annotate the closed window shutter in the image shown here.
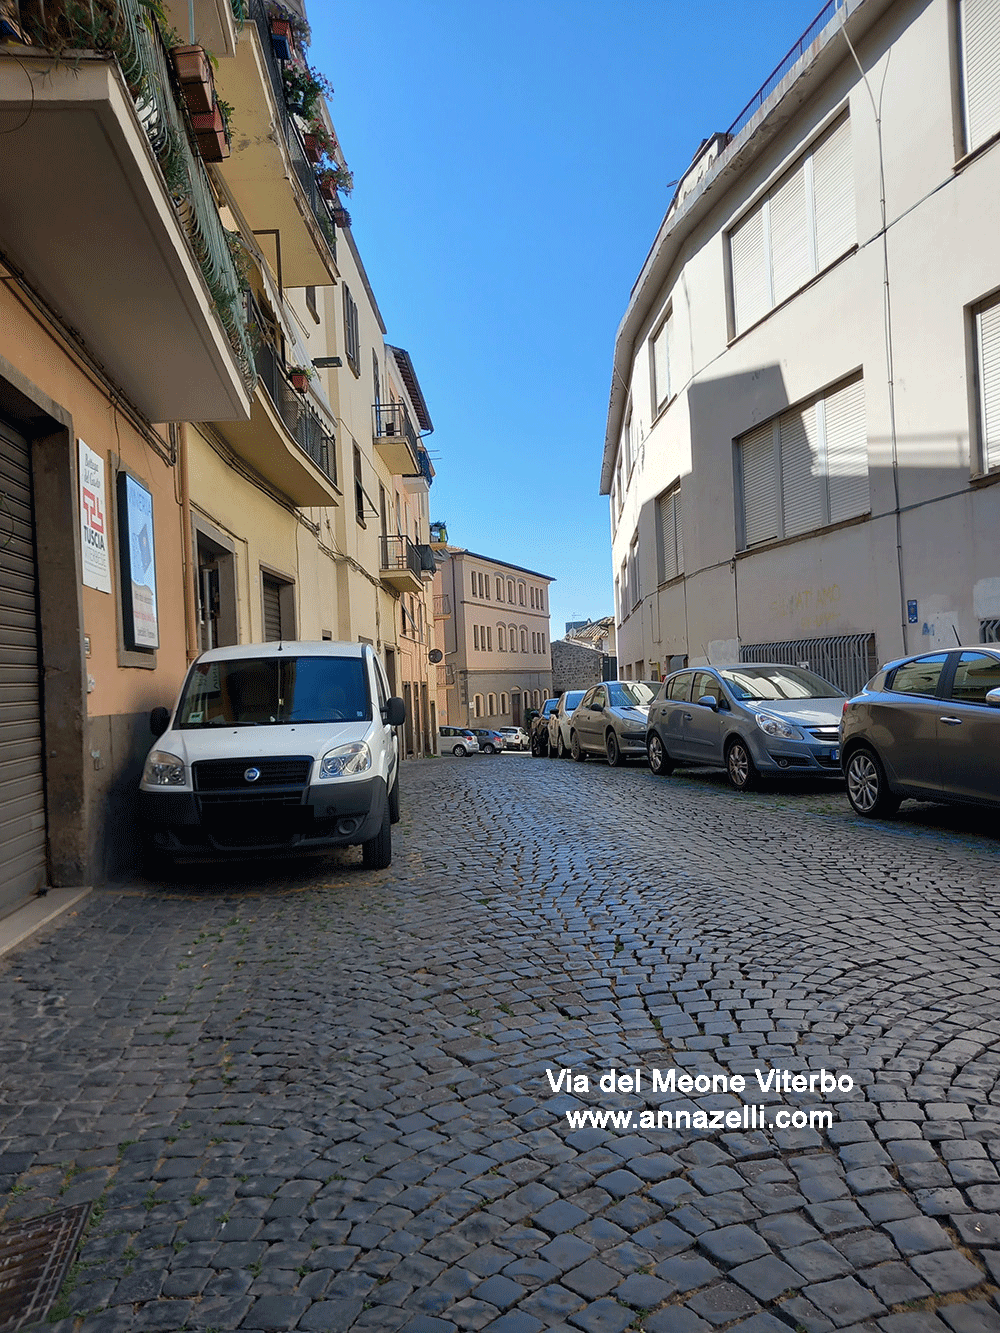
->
[652,320,670,410]
[769,163,811,305]
[657,490,679,582]
[978,296,1000,470]
[961,0,1000,152]
[780,403,824,537]
[262,577,282,641]
[741,422,779,545]
[812,116,855,269]
[824,377,870,520]
[730,203,769,334]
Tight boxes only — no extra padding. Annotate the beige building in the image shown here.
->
[434,548,553,729]
[603,0,1000,694]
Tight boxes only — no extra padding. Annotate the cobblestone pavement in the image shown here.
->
[3,754,1000,1333]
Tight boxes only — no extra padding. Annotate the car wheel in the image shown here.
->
[845,746,901,817]
[606,731,625,767]
[483,743,495,754]
[556,732,568,759]
[452,744,466,757]
[570,731,586,762]
[362,802,392,869]
[388,771,400,824]
[531,734,547,758]
[647,732,674,776]
[725,738,757,791]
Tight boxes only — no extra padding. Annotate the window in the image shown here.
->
[951,651,1000,703]
[474,624,480,650]
[261,572,295,641]
[518,581,525,606]
[622,409,636,475]
[497,624,506,651]
[471,572,477,598]
[889,654,947,697]
[507,579,514,602]
[500,692,509,714]
[488,692,496,714]
[668,673,693,701]
[651,314,671,414]
[520,628,527,653]
[656,485,684,583]
[486,626,492,650]
[729,115,854,334]
[974,292,1000,473]
[530,587,536,609]
[353,445,365,525]
[959,0,1000,153]
[343,284,360,375]
[625,535,640,610]
[509,622,518,652]
[474,694,484,718]
[305,286,319,324]
[496,576,503,600]
[737,375,868,548]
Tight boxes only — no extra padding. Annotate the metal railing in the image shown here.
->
[740,632,878,696]
[373,401,418,453]
[380,534,422,579]
[727,0,844,139]
[253,337,337,484]
[434,594,451,617]
[981,620,1000,644]
[411,444,433,486]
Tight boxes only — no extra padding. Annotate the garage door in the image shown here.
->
[0,418,46,916]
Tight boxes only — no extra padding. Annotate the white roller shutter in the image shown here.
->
[769,163,811,306]
[824,377,870,521]
[730,203,770,334]
[780,402,824,536]
[812,115,855,269]
[657,488,682,583]
[651,318,671,412]
[961,0,1000,152]
[977,296,1000,471]
[740,422,779,546]
[0,419,46,915]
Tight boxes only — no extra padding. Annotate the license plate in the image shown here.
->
[830,747,840,761]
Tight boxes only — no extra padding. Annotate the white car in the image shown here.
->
[439,726,480,756]
[548,690,586,758]
[140,641,404,870]
[499,727,529,751]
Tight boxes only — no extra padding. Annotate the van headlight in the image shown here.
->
[142,751,186,786]
[755,713,802,740]
[320,742,371,778]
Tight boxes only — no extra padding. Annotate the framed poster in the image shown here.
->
[117,471,159,649]
[78,439,112,594]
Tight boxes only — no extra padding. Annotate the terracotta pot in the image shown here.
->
[191,105,229,161]
[302,132,320,164]
[318,177,336,200]
[289,371,309,392]
[172,45,214,116]
[332,206,351,228]
[270,19,291,60]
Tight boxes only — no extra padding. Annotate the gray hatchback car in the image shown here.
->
[646,663,846,790]
[840,646,1000,816]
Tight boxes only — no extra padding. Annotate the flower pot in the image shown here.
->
[289,371,309,392]
[332,206,351,228]
[191,105,230,161]
[302,132,321,163]
[270,18,291,60]
[171,45,214,115]
[318,177,337,201]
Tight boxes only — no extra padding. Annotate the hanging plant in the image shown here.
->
[315,162,353,198]
[267,1,311,47]
[331,204,351,229]
[281,58,333,118]
[288,365,313,392]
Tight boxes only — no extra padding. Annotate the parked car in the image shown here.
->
[548,690,587,758]
[646,663,845,791]
[840,646,1000,817]
[499,726,529,751]
[439,726,480,757]
[569,681,659,765]
[471,728,505,754]
[530,699,560,757]
[140,641,405,870]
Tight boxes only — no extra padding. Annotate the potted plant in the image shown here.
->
[171,43,214,116]
[288,365,313,392]
[315,163,353,199]
[267,2,310,54]
[191,96,232,162]
[302,116,335,164]
[331,204,351,228]
[281,58,332,118]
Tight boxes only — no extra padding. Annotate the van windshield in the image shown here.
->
[176,656,371,727]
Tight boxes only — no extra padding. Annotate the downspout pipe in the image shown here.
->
[179,422,199,661]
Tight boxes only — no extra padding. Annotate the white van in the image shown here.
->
[140,641,405,869]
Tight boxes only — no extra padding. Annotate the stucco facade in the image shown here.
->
[603,0,1000,694]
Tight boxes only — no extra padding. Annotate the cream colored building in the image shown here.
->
[603,0,1000,694]
[434,548,553,728]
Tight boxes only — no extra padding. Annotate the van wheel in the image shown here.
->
[388,772,400,824]
[362,803,392,869]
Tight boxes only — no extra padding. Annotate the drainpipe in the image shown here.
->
[179,422,199,661]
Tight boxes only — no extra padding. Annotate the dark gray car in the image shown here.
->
[646,664,846,790]
[569,680,658,765]
[840,646,1000,816]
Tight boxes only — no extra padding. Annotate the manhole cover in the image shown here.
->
[0,1202,91,1332]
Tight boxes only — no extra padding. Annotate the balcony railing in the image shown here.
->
[412,445,433,486]
[254,338,337,484]
[434,594,451,618]
[726,0,844,138]
[373,401,418,452]
[380,534,422,580]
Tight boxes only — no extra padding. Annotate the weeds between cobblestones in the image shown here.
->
[1,756,1000,1331]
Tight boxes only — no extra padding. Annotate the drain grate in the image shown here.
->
[0,1202,91,1332]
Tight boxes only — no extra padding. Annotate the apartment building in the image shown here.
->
[603,0,1000,695]
[0,0,438,902]
[433,549,553,728]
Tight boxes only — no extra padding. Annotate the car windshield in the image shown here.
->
[717,665,844,701]
[176,656,371,727]
[608,681,657,708]
[564,691,585,710]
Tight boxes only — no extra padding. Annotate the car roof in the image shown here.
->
[878,645,1000,673]
[194,640,366,664]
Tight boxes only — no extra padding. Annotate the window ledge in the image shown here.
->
[969,467,1000,490]
[656,572,686,591]
[727,244,858,346]
[736,508,870,558]
[954,129,1000,174]
[650,391,678,431]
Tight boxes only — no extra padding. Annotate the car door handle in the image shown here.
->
[939,716,963,726]
[682,712,692,720]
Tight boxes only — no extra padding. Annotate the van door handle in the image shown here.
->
[939,716,962,726]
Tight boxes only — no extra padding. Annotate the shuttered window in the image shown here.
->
[737,376,868,547]
[729,115,854,334]
[975,293,1000,472]
[656,486,683,583]
[651,316,671,413]
[262,574,294,641]
[960,0,1000,153]
[343,284,360,375]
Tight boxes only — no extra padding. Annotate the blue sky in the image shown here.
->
[310,0,822,637]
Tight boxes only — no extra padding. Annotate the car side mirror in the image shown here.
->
[150,706,170,736]
[696,694,718,711]
[986,687,1000,709]
[384,696,406,727]
[590,702,602,710]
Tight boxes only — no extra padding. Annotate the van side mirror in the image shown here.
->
[384,697,406,727]
[150,706,170,736]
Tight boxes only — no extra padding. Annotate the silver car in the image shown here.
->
[569,681,658,766]
[548,690,586,758]
[840,646,1000,817]
[646,663,846,791]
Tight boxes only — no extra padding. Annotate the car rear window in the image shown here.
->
[888,654,947,698]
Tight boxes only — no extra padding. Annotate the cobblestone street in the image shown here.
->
[3,753,1000,1333]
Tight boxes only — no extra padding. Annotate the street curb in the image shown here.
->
[0,886,92,962]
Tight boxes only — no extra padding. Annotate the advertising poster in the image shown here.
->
[78,439,112,594]
[117,471,159,649]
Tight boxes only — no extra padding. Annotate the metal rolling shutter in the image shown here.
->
[780,401,824,537]
[0,419,46,915]
[769,162,810,306]
[812,115,855,269]
[978,295,1000,471]
[824,377,870,521]
[730,203,769,334]
[740,421,780,546]
[262,576,282,641]
[961,0,1000,153]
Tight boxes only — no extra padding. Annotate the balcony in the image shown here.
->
[216,0,338,286]
[217,339,339,505]
[163,0,241,58]
[0,0,254,423]
[402,443,434,494]
[372,402,419,476]
[434,594,451,619]
[380,535,423,595]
